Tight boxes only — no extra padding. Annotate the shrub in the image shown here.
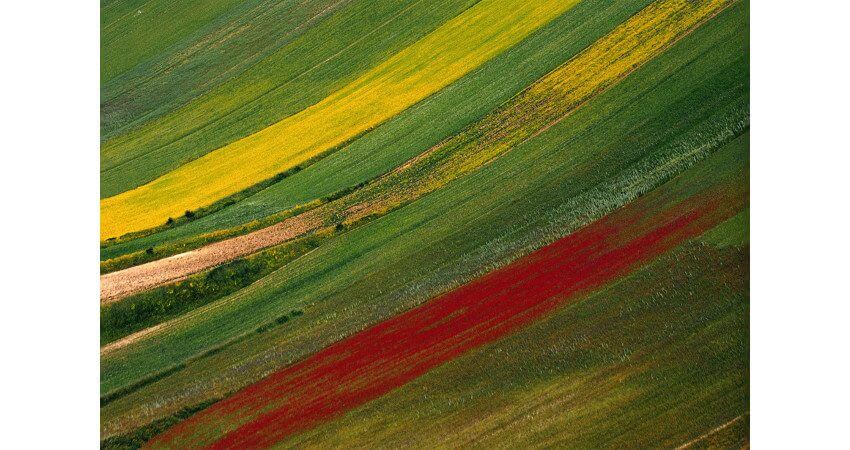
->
[101,235,323,345]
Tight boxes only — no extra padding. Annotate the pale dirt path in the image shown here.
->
[101,322,166,355]
[100,211,323,304]
[675,412,748,449]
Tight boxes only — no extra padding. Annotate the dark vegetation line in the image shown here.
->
[100,364,187,408]
[101,164,308,246]
[100,398,222,450]
[101,228,331,344]
[101,308,305,409]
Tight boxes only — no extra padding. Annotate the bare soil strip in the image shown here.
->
[100,211,322,304]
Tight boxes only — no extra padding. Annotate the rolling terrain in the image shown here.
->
[100,0,749,447]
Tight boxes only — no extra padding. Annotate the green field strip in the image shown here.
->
[101,0,353,139]
[101,398,222,450]
[96,0,678,265]
[100,0,582,237]
[286,239,748,448]
[101,0,480,198]
[101,0,246,83]
[100,1,748,436]
[700,207,749,248]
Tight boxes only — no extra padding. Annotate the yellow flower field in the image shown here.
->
[100,0,581,239]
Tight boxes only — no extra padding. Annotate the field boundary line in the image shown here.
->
[675,412,749,449]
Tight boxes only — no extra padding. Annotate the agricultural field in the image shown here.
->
[100,0,749,448]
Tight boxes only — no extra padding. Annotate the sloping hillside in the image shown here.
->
[100,0,749,447]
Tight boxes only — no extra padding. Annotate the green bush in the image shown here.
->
[101,233,328,345]
[100,399,219,449]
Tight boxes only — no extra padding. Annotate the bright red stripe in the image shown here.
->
[149,186,740,449]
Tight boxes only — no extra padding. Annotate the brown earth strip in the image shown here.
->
[100,211,322,304]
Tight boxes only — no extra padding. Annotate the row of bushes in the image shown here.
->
[254,309,304,334]
[101,307,306,410]
[101,180,375,276]
[100,198,319,274]
[101,231,330,345]
[100,398,220,449]
[101,165,309,248]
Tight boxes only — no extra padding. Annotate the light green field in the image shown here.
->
[101,0,353,139]
[101,0,245,83]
